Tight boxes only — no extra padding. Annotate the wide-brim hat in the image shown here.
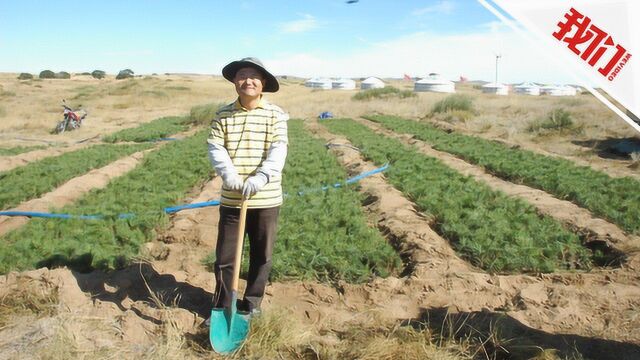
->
[222,57,279,93]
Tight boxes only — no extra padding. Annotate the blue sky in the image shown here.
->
[0,0,574,83]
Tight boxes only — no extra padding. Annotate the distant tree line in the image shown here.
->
[16,69,135,80]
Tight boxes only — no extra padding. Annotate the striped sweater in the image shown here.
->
[207,98,288,208]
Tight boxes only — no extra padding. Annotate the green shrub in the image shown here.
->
[116,69,134,80]
[17,73,33,80]
[436,109,474,123]
[39,70,55,79]
[54,71,70,79]
[91,70,106,79]
[528,108,574,132]
[352,86,415,101]
[187,103,225,125]
[431,94,474,113]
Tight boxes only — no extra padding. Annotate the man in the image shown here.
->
[207,57,288,315]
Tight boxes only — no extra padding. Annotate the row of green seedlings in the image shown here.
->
[365,114,640,235]
[0,143,152,210]
[322,118,592,273]
[0,130,212,273]
[203,119,401,283]
[0,119,400,285]
[0,145,46,156]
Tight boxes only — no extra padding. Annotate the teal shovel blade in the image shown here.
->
[209,293,250,354]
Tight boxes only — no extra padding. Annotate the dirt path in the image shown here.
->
[355,117,640,259]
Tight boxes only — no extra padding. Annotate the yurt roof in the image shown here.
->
[415,74,454,85]
[362,76,384,84]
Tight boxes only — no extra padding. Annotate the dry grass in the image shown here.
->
[0,272,594,359]
[0,277,59,327]
[173,307,477,360]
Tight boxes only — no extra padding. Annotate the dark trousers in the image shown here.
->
[213,205,280,311]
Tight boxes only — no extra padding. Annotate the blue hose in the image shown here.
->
[0,164,389,220]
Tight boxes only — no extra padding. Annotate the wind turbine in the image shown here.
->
[494,53,502,84]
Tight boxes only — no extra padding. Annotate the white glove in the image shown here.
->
[242,173,268,198]
[222,172,243,192]
[208,142,242,192]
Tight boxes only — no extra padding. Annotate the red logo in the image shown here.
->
[552,7,632,81]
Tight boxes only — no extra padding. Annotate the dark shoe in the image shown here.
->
[236,299,250,313]
[237,299,261,317]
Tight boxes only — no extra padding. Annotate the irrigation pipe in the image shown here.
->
[0,164,389,220]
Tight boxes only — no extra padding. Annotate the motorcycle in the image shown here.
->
[53,100,87,134]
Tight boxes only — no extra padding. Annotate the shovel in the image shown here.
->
[209,198,250,354]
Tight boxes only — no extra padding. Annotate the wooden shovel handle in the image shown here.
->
[231,199,248,292]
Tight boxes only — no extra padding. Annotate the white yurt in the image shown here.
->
[360,76,385,90]
[540,85,564,96]
[413,73,455,93]
[514,82,541,96]
[560,85,577,96]
[305,77,332,90]
[481,82,509,95]
[332,78,356,90]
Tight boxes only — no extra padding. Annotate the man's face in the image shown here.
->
[233,67,265,98]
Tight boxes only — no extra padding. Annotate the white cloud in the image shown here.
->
[265,30,578,84]
[278,14,318,33]
[479,20,516,33]
[412,0,455,16]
